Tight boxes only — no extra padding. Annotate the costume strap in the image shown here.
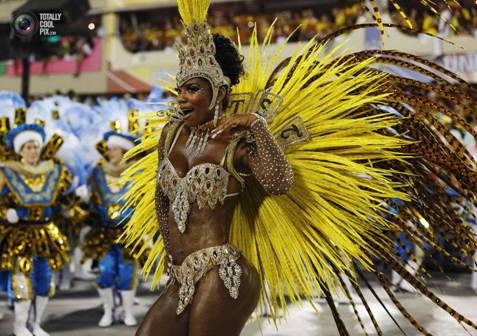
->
[162,121,183,160]
[224,132,249,188]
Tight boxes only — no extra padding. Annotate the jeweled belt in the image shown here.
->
[170,243,242,315]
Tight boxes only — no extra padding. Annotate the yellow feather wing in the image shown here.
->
[230,24,477,332]
[120,112,168,286]
[120,14,477,334]
[230,31,409,318]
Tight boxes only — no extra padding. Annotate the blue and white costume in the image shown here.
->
[85,155,136,291]
[0,107,83,336]
[82,123,140,327]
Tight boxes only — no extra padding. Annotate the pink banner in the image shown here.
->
[7,37,102,76]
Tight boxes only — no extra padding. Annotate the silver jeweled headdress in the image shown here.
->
[175,0,229,109]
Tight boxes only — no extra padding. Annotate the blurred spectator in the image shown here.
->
[73,37,94,77]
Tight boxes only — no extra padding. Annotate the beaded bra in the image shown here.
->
[156,124,239,233]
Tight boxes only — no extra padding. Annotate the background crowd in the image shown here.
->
[119,4,364,52]
[119,2,477,53]
[10,2,476,60]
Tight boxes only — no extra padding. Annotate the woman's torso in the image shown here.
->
[157,123,247,264]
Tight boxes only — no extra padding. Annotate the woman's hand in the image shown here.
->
[211,114,257,138]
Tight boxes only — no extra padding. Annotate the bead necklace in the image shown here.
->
[185,119,216,156]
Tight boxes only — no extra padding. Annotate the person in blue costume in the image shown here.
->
[81,119,139,328]
[0,109,83,336]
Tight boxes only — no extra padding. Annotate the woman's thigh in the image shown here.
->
[136,281,190,336]
[187,257,261,336]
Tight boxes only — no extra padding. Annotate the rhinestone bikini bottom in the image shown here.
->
[170,244,242,315]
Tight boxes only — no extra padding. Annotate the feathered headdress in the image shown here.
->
[175,0,229,109]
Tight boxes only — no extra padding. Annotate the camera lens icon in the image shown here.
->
[13,13,38,38]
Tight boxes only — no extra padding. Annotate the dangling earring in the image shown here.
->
[213,102,220,127]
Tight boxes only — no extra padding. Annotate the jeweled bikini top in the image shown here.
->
[157,123,240,233]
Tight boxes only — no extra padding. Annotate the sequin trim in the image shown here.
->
[247,119,294,195]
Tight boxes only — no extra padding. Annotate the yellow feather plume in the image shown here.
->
[228,27,410,319]
[177,0,211,26]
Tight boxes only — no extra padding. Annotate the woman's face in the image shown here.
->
[108,145,125,165]
[20,140,41,166]
[177,77,214,127]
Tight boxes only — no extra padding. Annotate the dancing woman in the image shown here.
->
[135,25,293,334]
[123,1,477,335]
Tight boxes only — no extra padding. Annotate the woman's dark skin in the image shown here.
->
[136,77,284,336]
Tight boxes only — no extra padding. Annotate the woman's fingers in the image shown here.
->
[211,115,245,138]
[211,121,228,138]
[212,123,232,138]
